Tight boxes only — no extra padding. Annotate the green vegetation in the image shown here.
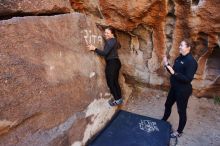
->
[214,96,220,105]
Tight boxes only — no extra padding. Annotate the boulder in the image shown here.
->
[0,13,131,146]
[0,0,72,18]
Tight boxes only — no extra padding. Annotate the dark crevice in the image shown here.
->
[165,0,176,55]
[167,12,176,17]
[0,11,70,21]
[192,0,200,6]
[192,32,208,60]
[167,0,175,15]
[206,45,220,80]
[197,45,220,98]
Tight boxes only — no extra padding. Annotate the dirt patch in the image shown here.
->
[123,87,220,146]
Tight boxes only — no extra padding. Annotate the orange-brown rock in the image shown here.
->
[99,0,167,31]
[188,0,220,96]
[68,0,219,97]
[0,0,220,145]
[94,0,220,97]
[0,13,130,146]
[0,0,71,18]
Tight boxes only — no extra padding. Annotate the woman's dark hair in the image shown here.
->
[183,38,192,48]
[105,26,117,38]
[105,26,121,49]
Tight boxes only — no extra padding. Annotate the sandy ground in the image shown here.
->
[123,87,220,146]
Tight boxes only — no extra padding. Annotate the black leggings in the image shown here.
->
[105,59,122,100]
[162,87,192,133]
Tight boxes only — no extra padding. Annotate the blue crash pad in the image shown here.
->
[88,110,171,146]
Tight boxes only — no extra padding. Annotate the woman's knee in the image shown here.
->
[177,108,187,117]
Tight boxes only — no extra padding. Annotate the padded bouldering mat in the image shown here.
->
[88,110,171,146]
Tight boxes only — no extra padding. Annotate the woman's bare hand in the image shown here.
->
[166,65,175,75]
[87,44,96,51]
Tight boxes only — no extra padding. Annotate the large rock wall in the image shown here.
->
[0,12,131,146]
[0,0,220,146]
[0,0,72,18]
[71,0,220,97]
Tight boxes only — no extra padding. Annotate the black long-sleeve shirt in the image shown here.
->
[166,53,198,88]
[95,38,120,60]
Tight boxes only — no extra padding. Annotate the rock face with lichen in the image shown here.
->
[0,0,220,145]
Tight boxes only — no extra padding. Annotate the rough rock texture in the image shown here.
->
[0,0,72,18]
[0,13,131,146]
[188,0,220,97]
[71,0,220,97]
[0,0,220,146]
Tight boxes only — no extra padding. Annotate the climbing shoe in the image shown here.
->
[170,131,182,138]
[108,98,123,106]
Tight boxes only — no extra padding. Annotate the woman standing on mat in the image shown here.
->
[87,27,123,106]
